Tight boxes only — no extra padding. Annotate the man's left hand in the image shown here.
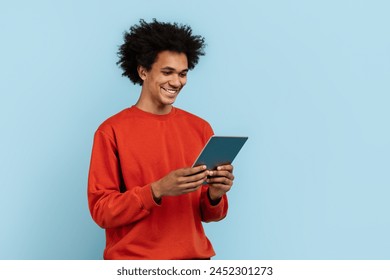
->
[206,164,234,201]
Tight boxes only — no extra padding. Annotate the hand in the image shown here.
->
[206,164,234,201]
[151,165,210,201]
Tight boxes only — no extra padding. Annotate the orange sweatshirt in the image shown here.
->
[88,106,228,259]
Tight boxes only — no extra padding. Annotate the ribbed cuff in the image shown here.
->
[138,184,160,211]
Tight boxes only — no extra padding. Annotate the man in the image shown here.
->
[88,19,234,260]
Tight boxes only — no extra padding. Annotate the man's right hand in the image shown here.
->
[151,165,210,202]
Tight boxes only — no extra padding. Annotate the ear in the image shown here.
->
[137,66,148,81]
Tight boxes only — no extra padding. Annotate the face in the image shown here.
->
[138,50,188,114]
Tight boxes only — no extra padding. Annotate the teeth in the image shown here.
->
[163,87,177,94]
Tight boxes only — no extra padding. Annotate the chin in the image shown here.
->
[165,100,176,106]
[161,96,178,105]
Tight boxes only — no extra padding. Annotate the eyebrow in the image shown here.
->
[161,67,188,73]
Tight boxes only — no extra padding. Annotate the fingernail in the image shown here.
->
[209,171,213,176]
[217,166,222,170]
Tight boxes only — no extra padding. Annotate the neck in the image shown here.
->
[135,98,172,115]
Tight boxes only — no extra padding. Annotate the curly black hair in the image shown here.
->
[117,19,206,85]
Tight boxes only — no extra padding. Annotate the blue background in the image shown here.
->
[1,0,389,259]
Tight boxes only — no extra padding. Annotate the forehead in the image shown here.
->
[153,50,188,70]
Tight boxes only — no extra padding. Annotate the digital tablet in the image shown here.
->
[192,136,248,170]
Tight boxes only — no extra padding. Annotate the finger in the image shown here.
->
[209,170,235,181]
[178,170,208,185]
[182,178,205,192]
[207,176,233,186]
[216,164,234,172]
[180,177,207,189]
[181,165,207,176]
[182,187,201,194]
[208,183,232,193]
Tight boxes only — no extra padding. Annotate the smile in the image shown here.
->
[161,87,179,95]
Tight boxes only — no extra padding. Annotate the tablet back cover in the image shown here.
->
[192,136,248,170]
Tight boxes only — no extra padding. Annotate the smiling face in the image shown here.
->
[136,50,188,114]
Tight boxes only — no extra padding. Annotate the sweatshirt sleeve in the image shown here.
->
[87,129,159,229]
[200,185,228,222]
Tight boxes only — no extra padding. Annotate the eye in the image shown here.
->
[179,72,188,78]
[162,71,172,76]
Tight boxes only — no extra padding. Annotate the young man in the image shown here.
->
[88,19,234,260]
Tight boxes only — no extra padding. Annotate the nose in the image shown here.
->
[169,74,184,88]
